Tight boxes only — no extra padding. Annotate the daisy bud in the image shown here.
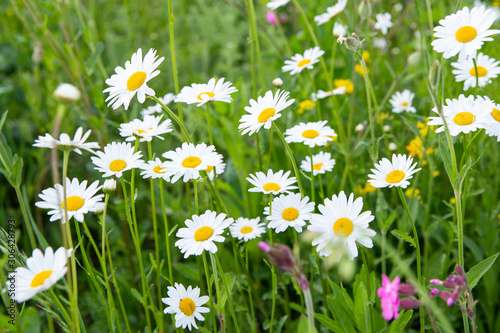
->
[54,83,81,102]
[383,125,391,132]
[355,123,365,132]
[272,78,284,88]
[388,142,397,151]
[357,0,371,20]
[103,179,117,194]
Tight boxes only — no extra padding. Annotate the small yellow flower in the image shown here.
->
[363,51,370,63]
[298,99,316,114]
[406,136,435,159]
[334,79,354,94]
[357,182,377,195]
[405,187,423,204]
[450,198,456,205]
[355,63,369,77]
[324,135,338,147]
[433,170,440,177]
[376,112,390,124]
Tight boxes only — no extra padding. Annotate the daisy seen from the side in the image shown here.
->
[247,169,298,195]
[282,47,325,75]
[229,217,266,242]
[35,178,103,223]
[313,86,346,100]
[374,13,393,35]
[432,6,500,60]
[7,247,72,303]
[103,48,164,110]
[264,193,315,233]
[175,210,233,258]
[389,90,417,113]
[119,114,172,142]
[140,158,171,181]
[162,283,209,331]
[300,151,336,176]
[368,154,421,189]
[308,191,376,260]
[451,53,500,90]
[205,161,226,180]
[427,94,492,136]
[285,120,336,148]
[314,0,348,26]
[162,142,223,183]
[238,90,295,136]
[141,93,176,116]
[175,78,238,107]
[33,127,100,154]
[477,96,500,141]
[91,142,144,178]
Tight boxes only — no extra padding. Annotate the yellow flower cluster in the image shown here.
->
[405,187,423,204]
[406,121,435,160]
[297,99,316,114]
[357,182,377,195]
[334,79,354,94]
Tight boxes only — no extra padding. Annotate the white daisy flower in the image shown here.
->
[313,86,346,100]
[229,217,266,242]
[162,283,210,331]
[285,120,336,148]
[374,13,393,35]
[175,78,238,107]
[332,22,347,37]
[432,6,500,60]
[476,96,500,141]
[140,158,171,181]
[427,94,492,136]
[91,142,144,178]
[368,154,421,189]
[238,90,295,136]
[264,193,315,233]
[282,47,325,75]
[308,192,376,260]
[141,93,176,116]
[103,48,164,110]
[162,143,223,183]
[247,169,298,195]
[35,178,104,223]
[33,127,100,154]
[389,90,417,113]
[119,114,173,142]
[6,247,72,303]
[175,210,233,258]
[314,0,348,26]
[451,53,500,90]
[205,161,226,181]
[300,151,336,176]
[266,0,290,10]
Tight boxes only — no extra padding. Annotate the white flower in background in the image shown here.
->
[119,114,173,142]
[451,53,500,90]
[140,158,171,181]
[264,193,315,233]
[238,90,294,136]
[282,47,325,75]
[103,48,164,110]
[332,22,347,37]
[53,83,81,101]
[432,6,500,60]
[389,90,417,113]
[6,247,72,303]
[374,13,393,35]
[141,93,176,116]
[175,78,238,107]
[266,0,290,10]
[300,151,336,176]
[427,94,492,136]
[313,86,346,100]
[35,178,104,223]
[33,127,100,154]
[285,120,336,148]
[229,217,266,241]
[91,142,144,178]
[314,0,348,26]
[368,154,421,189]
[247,169,298,195]
[373,37,388,50]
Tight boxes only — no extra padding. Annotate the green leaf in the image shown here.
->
[297,314,318,333]
[315,314,343,332]
[354,282,371,333]
[0,110,8,132]
[130,288,145,306]
[438,137,457,189]
[326,296,356,333]
[455,157,480,192]
[388,310,413,333]
[22,307,41,333]
[391,229,415,248]
[12,155,23,187]
[466,252,499,290]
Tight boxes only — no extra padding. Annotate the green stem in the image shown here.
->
[48,289,72,326]
[214,253,240,333]
[159,180,174,285]
[206,103,214,146]
[149,95,192,143]
[270,266,277,333]
[244,0,266,90]
[306,70,321,119]
[255,132,263,171]
[245,246,257,332]
[167,0,184,125]
[303,287,315,333]
[309,148,315,203]
[360,58,377,161]
[202,252,218,332]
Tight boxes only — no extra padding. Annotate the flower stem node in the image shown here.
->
[338,33,362,54]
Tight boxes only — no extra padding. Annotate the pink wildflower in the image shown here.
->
[377,274,400,321]
[266,11,277,26]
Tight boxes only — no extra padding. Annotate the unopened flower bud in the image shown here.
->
[429,279,442,286]
[54,83,81,102]
[455,265,466,280]
[388,142,397,151]
[430,288,439,298]
[400,297,419,309]
[338,33,362,53]
[93,203,105,215]
[103,179,117,194]
[398,283,415,296]
[272,78,284,88]
[357,0,371,20]
[355,123,365,132]
[383,125,391,132]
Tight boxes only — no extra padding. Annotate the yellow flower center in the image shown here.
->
[206,166,213,173]
[136,127,153,135]
[197,91,215,101]
[469,66,488,77]
[153,165,167,174]
[182,156,202,168]
[313,163,323,170]
[282,207,299,221]
[193,226,214,242]
[333,217,353,237]
[386,170,406,184]
[402,102,409,107]
[298,59,311,67]
[31,270,53,288]
[127,71,147,91]
[240,226,253,234]
[179,297,196,316]
[263,182,281,192]
[491,108,500,122]
[302,129,319,138]
[453,112,475,126]
[110,159,127,172]
[61,196,85,211]
[455,26,477,43]
[258,108,276,123]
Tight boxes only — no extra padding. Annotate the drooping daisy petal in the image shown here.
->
[229,217,266,241]
[368,154,421,189]
[33,127,100,155]
[91,142,144,178]
[175,78,238,107]
[264,193,315,233]
[119,114,173,142]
